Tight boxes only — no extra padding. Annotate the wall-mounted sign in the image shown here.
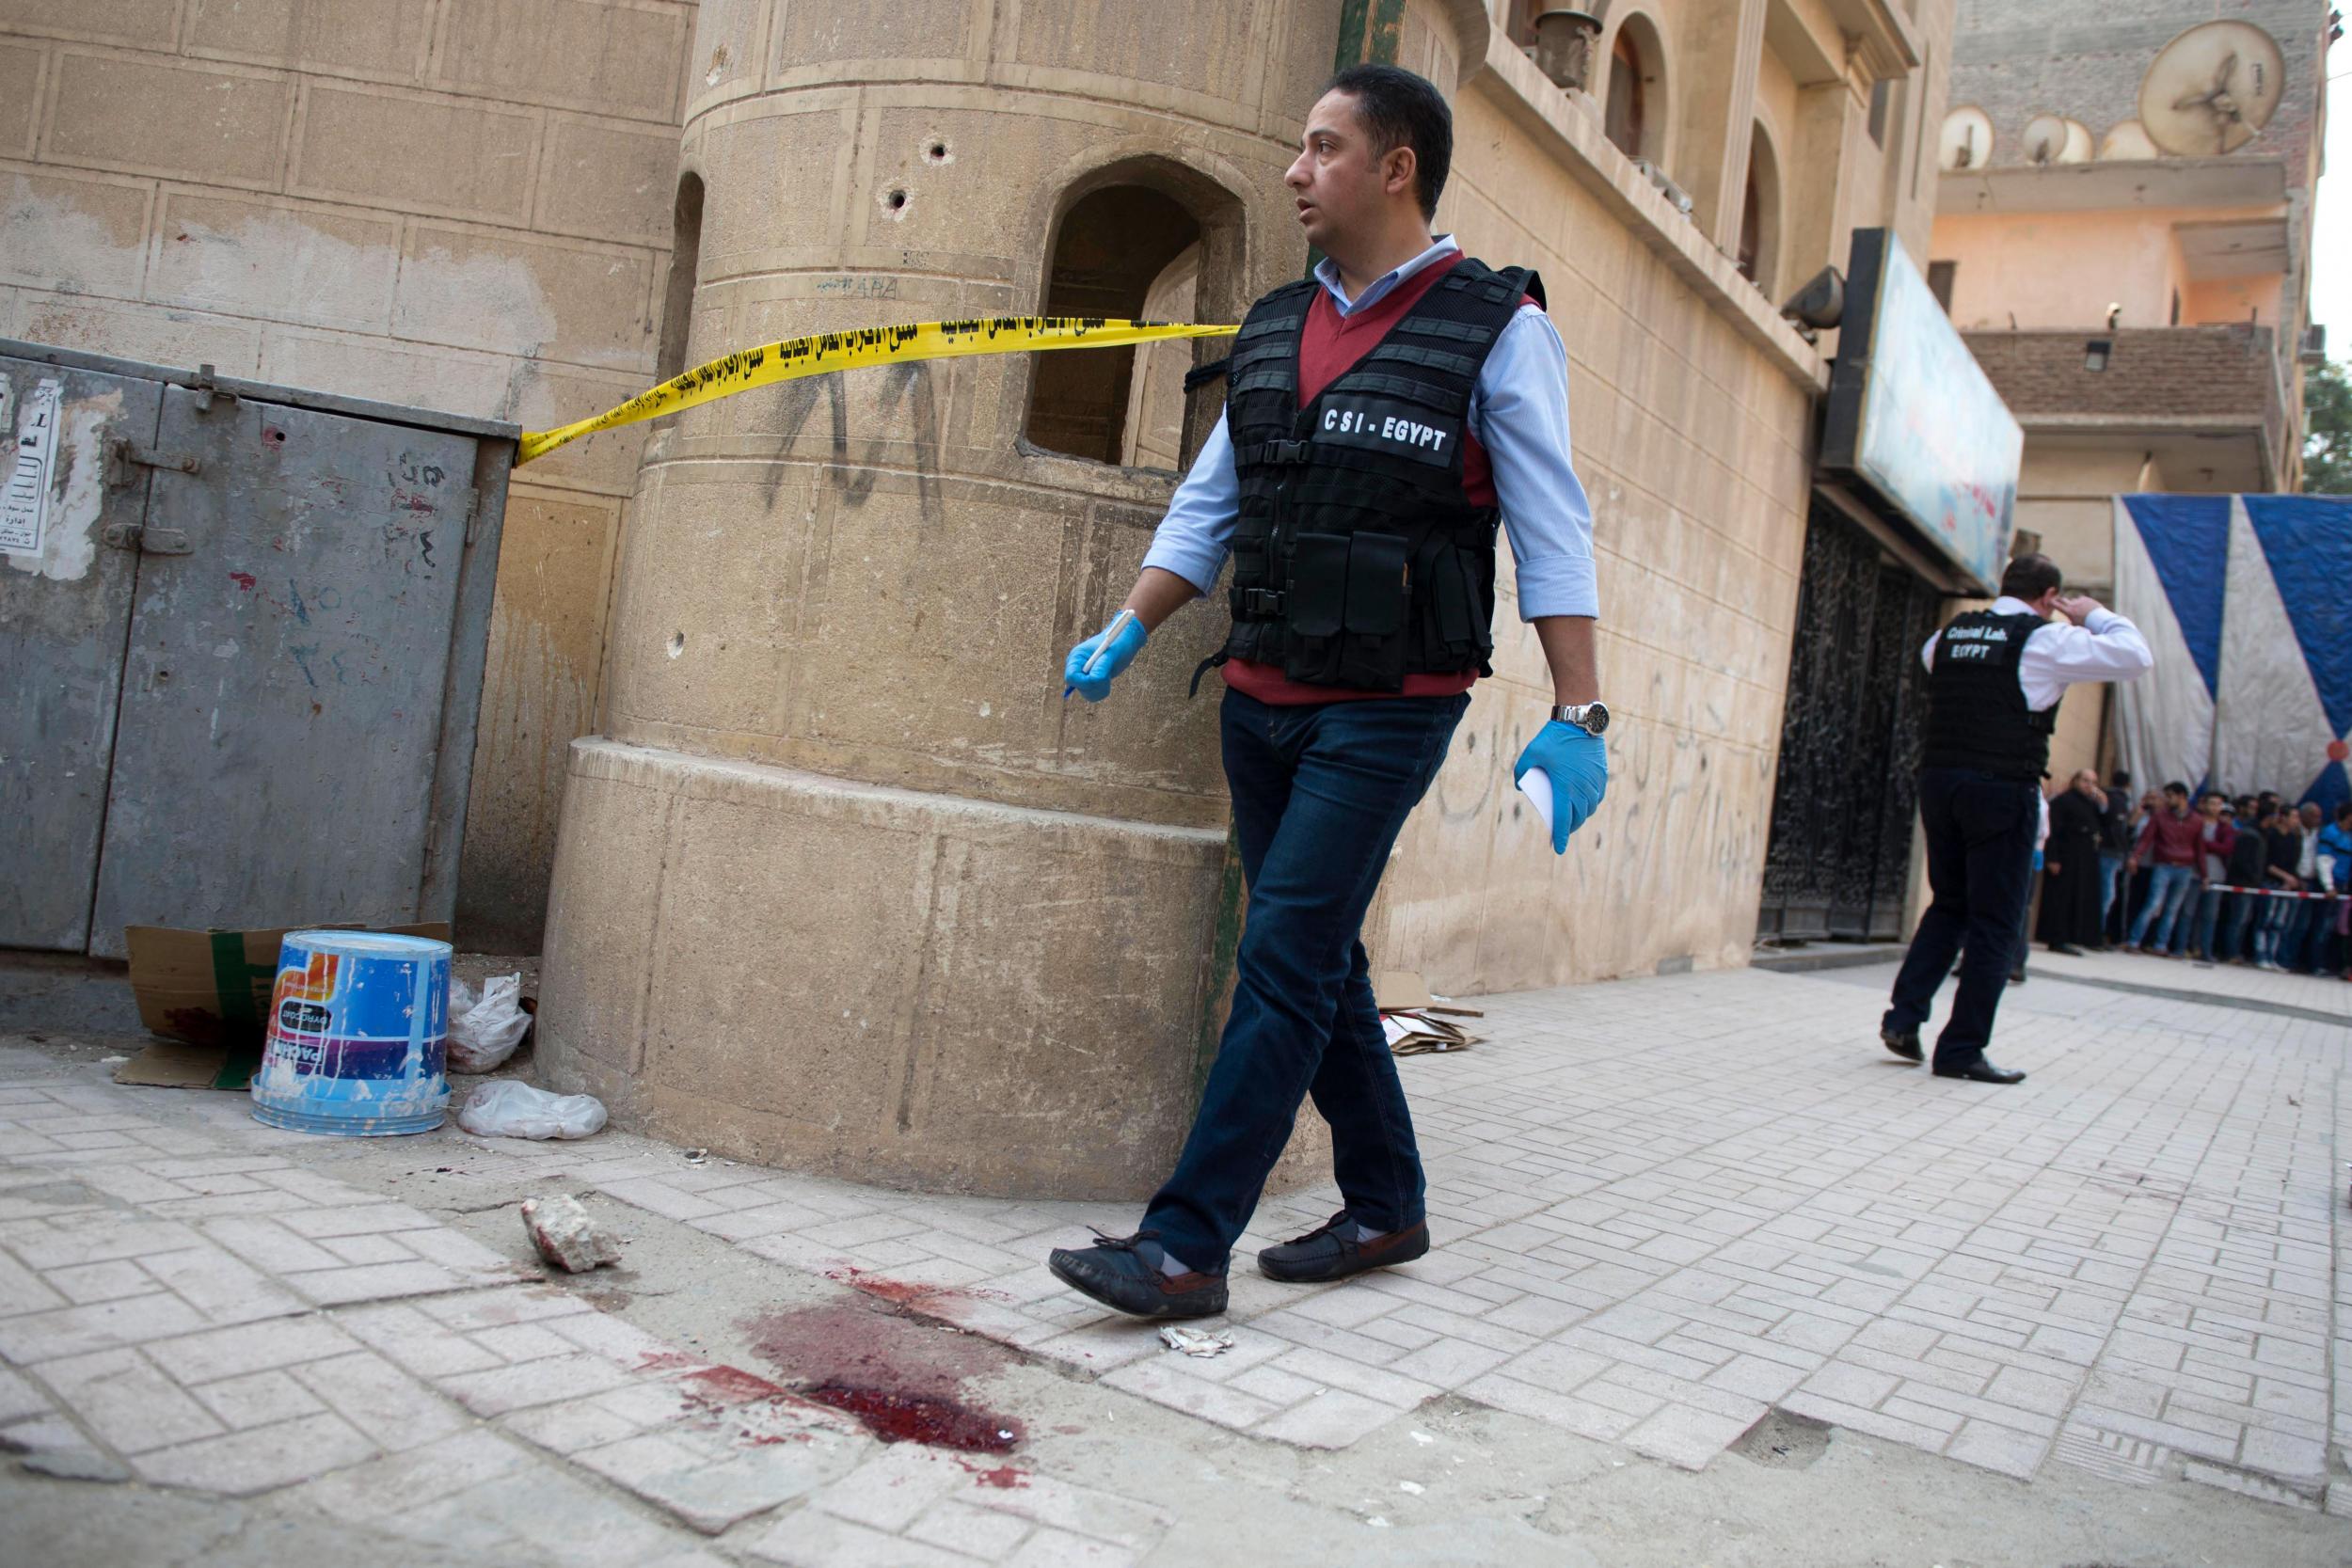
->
[1820,230,2023,595]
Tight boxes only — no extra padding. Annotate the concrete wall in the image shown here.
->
[0,0,691,951]
[1933,207,2289,333]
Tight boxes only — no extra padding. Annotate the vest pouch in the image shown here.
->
[1334,531,1411,689]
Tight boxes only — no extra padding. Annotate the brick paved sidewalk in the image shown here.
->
[498,956,2351,1502]
[2,951,2347,1564]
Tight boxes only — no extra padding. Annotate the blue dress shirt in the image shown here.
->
[1138,235,1599,621]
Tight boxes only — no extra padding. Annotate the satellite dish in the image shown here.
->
[2138,21,2286,156]
[1939,105,1994,171]
[2100,119,2161,160]
[2023,114,2068,165]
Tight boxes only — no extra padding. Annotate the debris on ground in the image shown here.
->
[683,1148,709,1164]
[520,1193,622,1273]
[1374,970,1486,1055]
[447,973,532,1072]
[1158,1325,1235,1357]
[456,1080,607,1139]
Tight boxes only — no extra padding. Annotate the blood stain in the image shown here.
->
[741,1298,1025,1456]
[228,571,257,591]
[957,1458,1030,1489]
[799,1384,1022,1453]
[679,1364,790,1406]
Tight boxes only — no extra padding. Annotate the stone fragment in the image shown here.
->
[520,1196,621,1274]
[21,1447,131,1483]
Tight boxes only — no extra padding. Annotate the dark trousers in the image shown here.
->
[1884,767,2040,1071]
[1143,688,1469,1273]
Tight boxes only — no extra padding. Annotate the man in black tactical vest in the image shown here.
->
[1043,65,1609,1320]
[1881,553,2153,1083]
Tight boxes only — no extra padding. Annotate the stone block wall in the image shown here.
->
[1359,5,1844,993]
[0,0,694,951]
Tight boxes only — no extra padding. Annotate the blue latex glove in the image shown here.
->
[1061,613,1149,703]
[1513,721,1608,853]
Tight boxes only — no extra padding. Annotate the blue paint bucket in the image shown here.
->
[250,930,451,1136]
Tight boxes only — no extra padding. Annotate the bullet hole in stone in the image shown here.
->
[887,188,909,214]
[667,631,685,658]
[926,141,949,163]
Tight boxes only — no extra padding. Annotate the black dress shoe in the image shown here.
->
[1048,1229,1227,1320]
[1258,1212,1430,1283]
[1880,1026,1922,1063]
[1934,1058,2026,1085]
[2049,942,2085,957]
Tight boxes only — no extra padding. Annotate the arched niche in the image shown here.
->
[1021,156,1248,468]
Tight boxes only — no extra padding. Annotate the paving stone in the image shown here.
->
[133,1410,378,1495]
[1622,1402,1760,1469]
[288,1352,471,1450]
[574,1429,856,1533]
[0,1289,207,1362]
[808,1443,972,1531]
[1248,1388,1398,1448]
[282,1259,463,1306]
[749,1510,989,1566]
[191,1368,326,1431]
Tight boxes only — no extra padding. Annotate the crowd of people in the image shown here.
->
[2033,769,2352,976]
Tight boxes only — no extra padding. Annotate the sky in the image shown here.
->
[2312,63,2350,360]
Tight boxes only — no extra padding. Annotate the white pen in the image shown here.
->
[1065,608,1139,700]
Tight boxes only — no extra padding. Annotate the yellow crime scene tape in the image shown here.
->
[517,316,1241,466]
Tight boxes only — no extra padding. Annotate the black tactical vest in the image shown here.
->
[1921,609,2060,782]
[1207,257,1541,692]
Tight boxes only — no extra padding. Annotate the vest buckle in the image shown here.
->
[1264,438,1312,466]
[1228,585,1287,620]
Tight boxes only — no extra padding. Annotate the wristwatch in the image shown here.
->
[1550,701,1610,736]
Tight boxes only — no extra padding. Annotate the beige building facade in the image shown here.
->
[5,0,1963,1194]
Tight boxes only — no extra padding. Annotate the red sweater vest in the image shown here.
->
[1222,254,1502,705]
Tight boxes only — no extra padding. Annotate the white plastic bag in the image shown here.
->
[448,974,532,1073]
[456,1080,607,1140]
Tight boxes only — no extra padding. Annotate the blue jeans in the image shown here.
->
[2130,865,2196,950]
[1143,689,1469,1273]
[2294,897,2336,971]
[2098,851,2126,931]
[2223,891,2262,960]
[2191,887,2227,958]
[1884,768,2039,1070]
[2256,895,2297,963]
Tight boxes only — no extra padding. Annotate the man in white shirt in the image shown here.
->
[1880,554,2153,1083]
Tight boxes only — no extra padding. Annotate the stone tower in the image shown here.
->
[534,1,1347,1195]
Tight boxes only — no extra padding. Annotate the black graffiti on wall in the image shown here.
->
[755,361,945,530]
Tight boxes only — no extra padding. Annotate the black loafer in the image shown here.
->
[1048,1230,1227,1320]
[1881,1027,1922,1063]
[1934,1058,2026,1085]
[1258,1212,1430,1283]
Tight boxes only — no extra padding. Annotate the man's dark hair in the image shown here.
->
[1324,64,1452,219]
[2163,781,2189,798]
[2337,801,2352,823]
[2111,769,2131,787]
[1999,552,2063,601]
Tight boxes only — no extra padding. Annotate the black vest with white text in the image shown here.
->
[1921,609,2059,782]
[1214,259,1541,691]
